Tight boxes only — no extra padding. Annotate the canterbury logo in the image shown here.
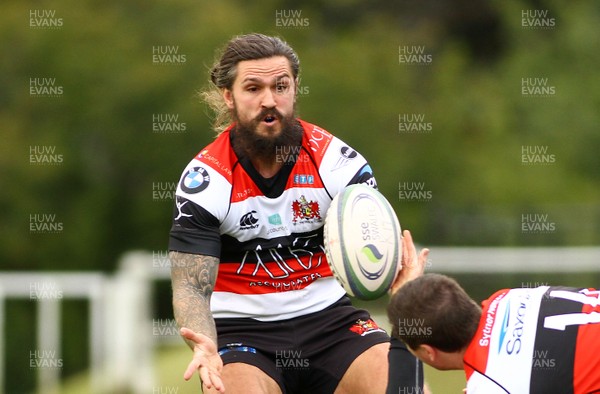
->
[240,211,259,230]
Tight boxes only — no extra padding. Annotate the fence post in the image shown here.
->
[103,251,154,393]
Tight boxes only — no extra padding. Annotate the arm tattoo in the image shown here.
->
[169,251,219,348]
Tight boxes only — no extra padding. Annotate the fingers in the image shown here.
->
[417,247,430,275]
[402,229,417,266]
[420,247,430,263]
[181,328,219,356]
[180,327,224,392]
[389,230,429,295]
[204,369,225,393]
[181,328,214,348]
[183,356,200,381]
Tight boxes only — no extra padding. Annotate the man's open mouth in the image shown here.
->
[264,114,277,124]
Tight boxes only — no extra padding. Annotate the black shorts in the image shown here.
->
[215,296,390,394]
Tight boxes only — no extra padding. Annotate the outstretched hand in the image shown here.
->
[180,327,225,393]
[389,230,429,295]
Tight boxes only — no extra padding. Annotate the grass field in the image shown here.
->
[60,299,467,393]
[59,297,465,394]
[60,345,466,394]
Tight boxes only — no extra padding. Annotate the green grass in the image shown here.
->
[58,299,466,393]
[424,365,466,393]
[59,345,465,394]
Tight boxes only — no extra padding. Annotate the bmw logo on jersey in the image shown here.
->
[180,166,210,194]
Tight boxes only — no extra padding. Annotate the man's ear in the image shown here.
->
[420,344,437,363]
[223,89,234,109]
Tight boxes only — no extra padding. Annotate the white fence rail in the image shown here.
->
[430,246,600,273]
[0,247,598,393]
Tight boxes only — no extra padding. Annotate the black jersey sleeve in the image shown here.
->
[168,195,221,257]
[387,337,424,394]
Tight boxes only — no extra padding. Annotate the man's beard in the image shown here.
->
[231,107,303,164]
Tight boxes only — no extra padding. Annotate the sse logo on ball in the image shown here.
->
[324,184,402,300]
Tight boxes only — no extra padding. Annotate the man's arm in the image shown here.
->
[170,251,219,346]
[170,251,224,392]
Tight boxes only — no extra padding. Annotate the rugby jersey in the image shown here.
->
[464,286,600,394]
[169,119,377,321]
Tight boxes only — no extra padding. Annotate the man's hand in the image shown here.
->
[180,327,225,393]
[389,230,429,295]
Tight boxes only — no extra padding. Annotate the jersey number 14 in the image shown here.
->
[544,289,600,331]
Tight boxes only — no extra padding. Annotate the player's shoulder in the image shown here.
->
[175,129,235,214]
[299,119,335,158]
[299,119,364,167]
[189,128,236,180]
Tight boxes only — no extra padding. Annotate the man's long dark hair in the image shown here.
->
[201,33,300,133]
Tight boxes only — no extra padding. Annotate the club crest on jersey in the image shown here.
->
[349,319,385,336]
[291,195,321,224]
[181,167,210,194]
[240,211,259,230]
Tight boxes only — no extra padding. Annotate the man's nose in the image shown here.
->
[261,88,276,108]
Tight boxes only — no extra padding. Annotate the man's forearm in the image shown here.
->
[170,251,219,348]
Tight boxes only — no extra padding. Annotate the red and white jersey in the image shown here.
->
[464,286,600,394]
[169,119,377,321]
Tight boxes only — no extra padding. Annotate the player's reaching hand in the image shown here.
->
[180,327,225,393]
[389,230,429,295]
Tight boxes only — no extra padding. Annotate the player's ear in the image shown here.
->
[222,88,234,109]
[420,344,437,363]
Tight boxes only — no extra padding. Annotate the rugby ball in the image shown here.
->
[324,184,402,300]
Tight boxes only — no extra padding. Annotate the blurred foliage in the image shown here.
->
[1,0,599,273]
[0,0,599,390]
